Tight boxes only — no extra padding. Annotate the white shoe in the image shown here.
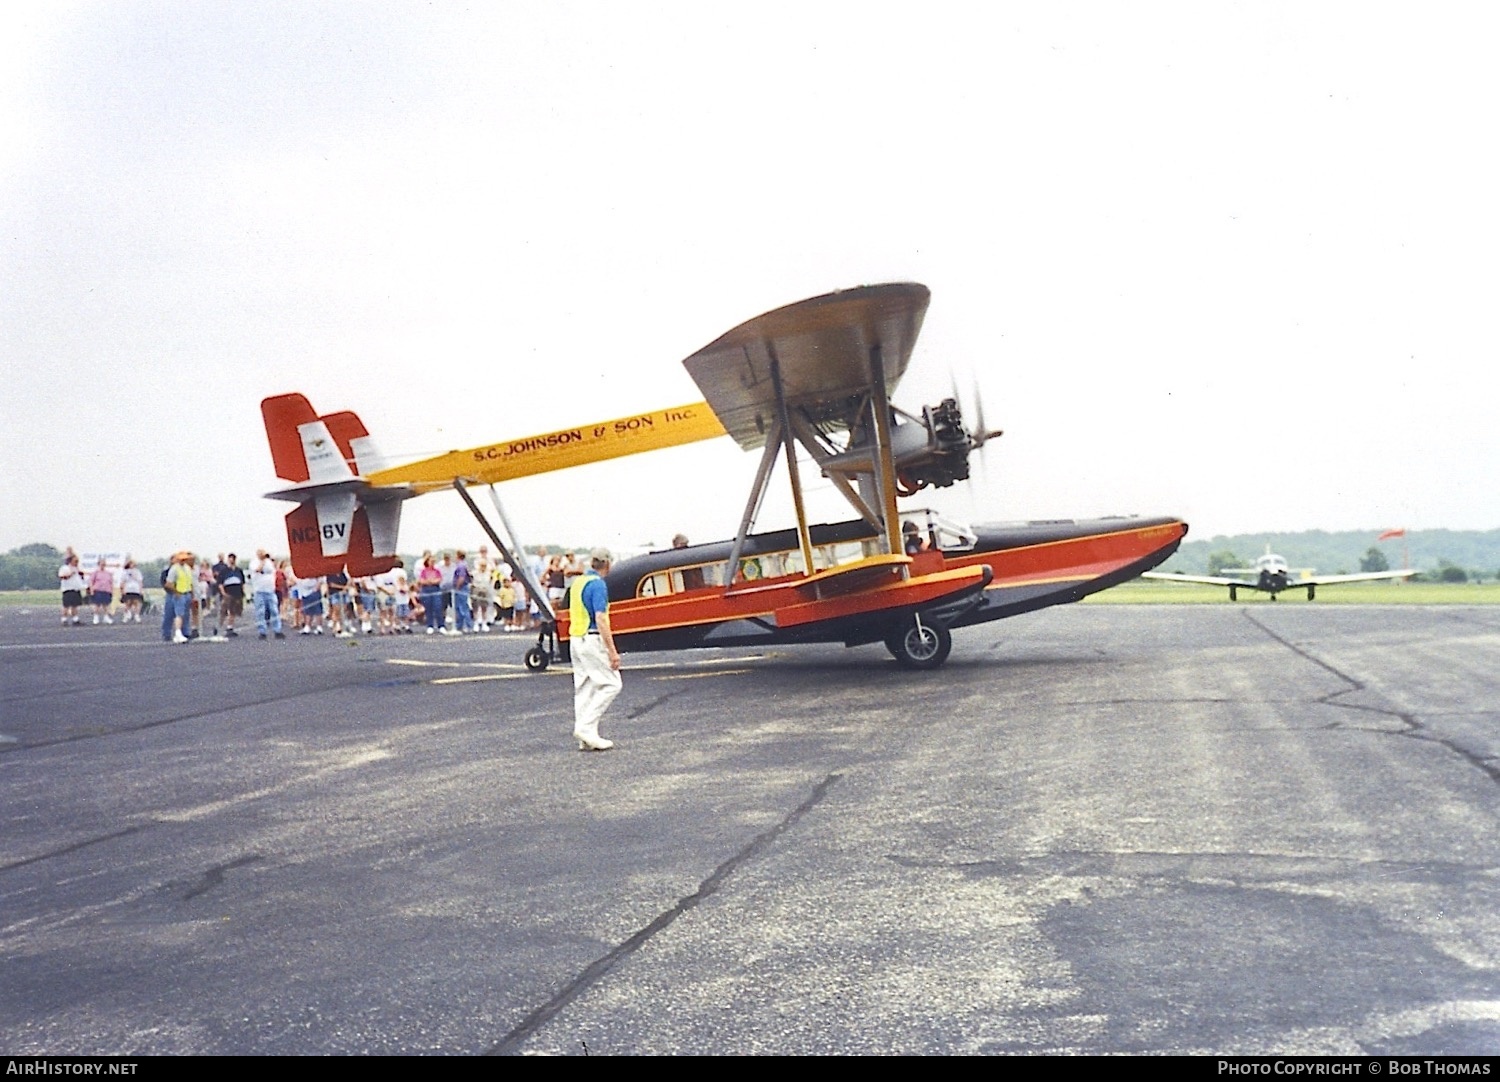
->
[426,626,435,635]
[172,632,188,644]
[574,733,614,751]
[104,615,113,624]
[93,614,100,625]
[300,627,311,635]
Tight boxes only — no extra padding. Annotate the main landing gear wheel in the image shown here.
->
[886,616,952,670]
[524,646,550,672]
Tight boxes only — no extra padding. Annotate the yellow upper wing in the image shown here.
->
[365,402,726,492]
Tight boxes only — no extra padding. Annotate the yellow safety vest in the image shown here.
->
[569,570,604,635]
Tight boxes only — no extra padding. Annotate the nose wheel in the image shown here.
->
[885,615,952,670]
[523,624,562,672]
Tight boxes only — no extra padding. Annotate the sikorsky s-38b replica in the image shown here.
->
[262,283,1188,669]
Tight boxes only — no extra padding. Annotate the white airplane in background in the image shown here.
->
[1143,547,1414,600]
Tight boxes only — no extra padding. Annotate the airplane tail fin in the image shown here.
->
[261,394,404,578]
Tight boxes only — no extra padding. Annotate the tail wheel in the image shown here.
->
[885,616,952,670]
[524,646,549,672]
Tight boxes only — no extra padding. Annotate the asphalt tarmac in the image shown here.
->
[3,603,1499,1055]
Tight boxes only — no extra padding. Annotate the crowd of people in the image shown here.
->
[56,544,604,644]
[58,542,647,751]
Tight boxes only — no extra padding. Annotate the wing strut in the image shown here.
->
[483,483,556,626]
[451,479,556,627]
[866,344,906,560]
[724,416,783,593]
[770,350,817,581]
[786,414,883,529]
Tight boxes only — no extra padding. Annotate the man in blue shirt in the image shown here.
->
[569,548,622,751]
[452,550,473,633]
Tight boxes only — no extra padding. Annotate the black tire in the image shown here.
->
[524,646,549,672]
[885,618,952,670]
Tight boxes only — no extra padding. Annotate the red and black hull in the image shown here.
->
[595,515,1187,654]
[933,516,1189,628]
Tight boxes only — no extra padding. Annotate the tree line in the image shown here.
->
[1169,528,1500,584]
[0,544,166,591]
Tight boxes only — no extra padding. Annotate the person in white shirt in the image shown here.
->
[250,550,285,640]
[119,559,145,623]
[58,555,85,625]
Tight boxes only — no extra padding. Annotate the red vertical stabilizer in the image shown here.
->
[321,410,371,469]
[261,394,319,483]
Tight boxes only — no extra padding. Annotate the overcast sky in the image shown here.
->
[3,2,1496,560]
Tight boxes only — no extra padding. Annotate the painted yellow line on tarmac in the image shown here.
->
[385,658,528,670]
[430,673,532,685]
[649,668,754,680]
[388,653,769,682]
[612,656,770,673]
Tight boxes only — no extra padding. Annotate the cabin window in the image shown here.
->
[634,543,870,598]
[637,572,670,598]
[636,561,728,598]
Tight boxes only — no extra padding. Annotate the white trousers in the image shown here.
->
[572,635,622,743]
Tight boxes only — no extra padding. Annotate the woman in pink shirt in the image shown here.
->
[88,559,116,625]
[417,556,444,634]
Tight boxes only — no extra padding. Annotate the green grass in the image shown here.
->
[0,589,167,608]
[1083,580,1500,604]
[5,581,1498,609]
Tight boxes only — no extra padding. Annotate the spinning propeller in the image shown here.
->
[949,374,1003,452]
